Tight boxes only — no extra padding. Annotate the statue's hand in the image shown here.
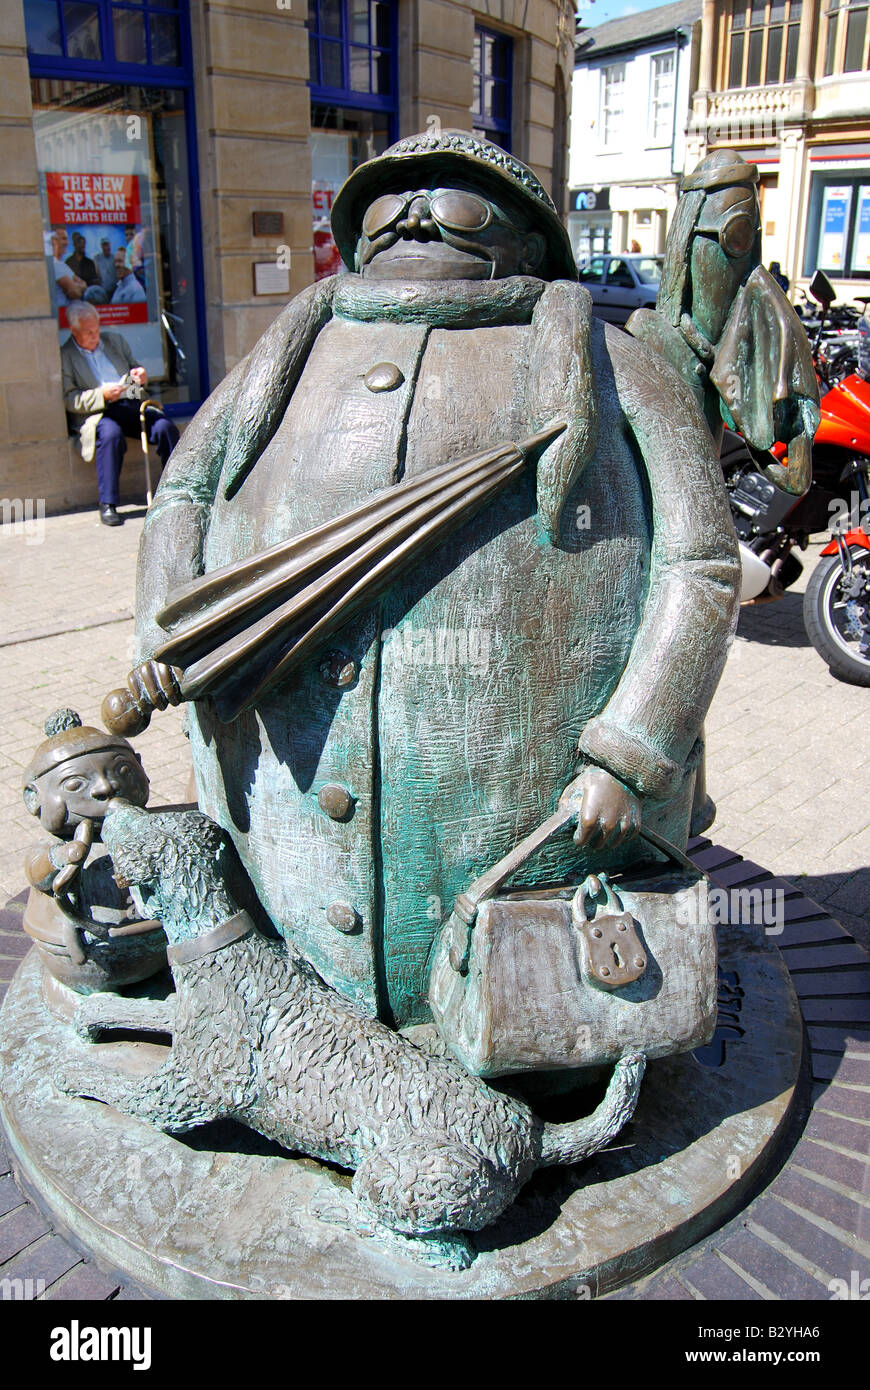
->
[52,820,93,895]
[560,767,641,852]
[131,660,184,711]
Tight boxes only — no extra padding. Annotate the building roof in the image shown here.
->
[575,0,701,62]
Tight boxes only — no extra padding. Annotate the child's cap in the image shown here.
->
[23,709,137,788]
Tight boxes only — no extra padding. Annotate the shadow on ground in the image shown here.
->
[736,593,811,649]
[781,868,870,954]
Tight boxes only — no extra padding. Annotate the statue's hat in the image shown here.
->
[681,149,759,193]
[331,129,577,282]
[23,709,135,787]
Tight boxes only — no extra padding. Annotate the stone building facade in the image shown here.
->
[1,0,573,515]
[689,0,870,298]
[570,0,701,262]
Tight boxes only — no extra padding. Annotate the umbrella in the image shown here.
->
[103,421,565,733]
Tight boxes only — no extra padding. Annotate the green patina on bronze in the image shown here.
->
[628,149,820,495]
[126,131,740,1030]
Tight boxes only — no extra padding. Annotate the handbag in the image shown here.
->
[428,803,717,1078]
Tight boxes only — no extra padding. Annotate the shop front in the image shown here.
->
[2,0,574,515]
[568,186,611,263]
[25,1,207,420]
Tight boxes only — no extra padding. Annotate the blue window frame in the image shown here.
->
[23,0,207,414]
[473,25,512,152]
[308,0,397,114]
[24,0,187,72]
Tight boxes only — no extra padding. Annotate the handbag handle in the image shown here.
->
[452,801,698,928]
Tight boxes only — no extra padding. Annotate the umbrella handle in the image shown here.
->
[102,661,185,737]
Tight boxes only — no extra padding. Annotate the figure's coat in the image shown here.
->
[136,274,740,1026]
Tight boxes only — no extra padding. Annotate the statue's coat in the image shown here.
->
[136,274,740,1026]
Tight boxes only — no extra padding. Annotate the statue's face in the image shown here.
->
[691,183,760,343]
[25,749,150,837]
[357,184,544,281]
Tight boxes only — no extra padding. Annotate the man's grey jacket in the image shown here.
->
[60,331,139,462]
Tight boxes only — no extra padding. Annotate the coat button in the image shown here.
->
[318,783,354,820]
[327,901,361,933]
[318,648,357,688]
[364,362,404,392]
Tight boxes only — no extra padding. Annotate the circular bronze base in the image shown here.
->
[0,924,803,1300]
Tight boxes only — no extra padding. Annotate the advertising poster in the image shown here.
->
[312,182,343,280]
[310,131,351,281]
[852,186,870,274]
[820,185,851,271]
[35,109,166,380]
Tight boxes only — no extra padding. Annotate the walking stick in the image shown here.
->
[139,397,162,507]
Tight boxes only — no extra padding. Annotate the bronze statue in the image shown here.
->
[108,131,740,1037]
[21,709,166,996]
[50,135,769,1260]
[628,149,820,494]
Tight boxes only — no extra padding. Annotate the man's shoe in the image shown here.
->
[99,505,123,527]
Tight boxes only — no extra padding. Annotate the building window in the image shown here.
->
[472,26,512,151]
[308,0,394,100]
[24,0,205,413]
[308,1,397,280]
[600,62,626,147]
[728,0,802,88]
[823,0,870,74]
[25,0,183,69]
[804,173,870,277]
[648,50,675,145]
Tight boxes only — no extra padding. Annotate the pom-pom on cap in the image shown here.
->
[44,708,83,738]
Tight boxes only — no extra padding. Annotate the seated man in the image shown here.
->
[60,301,179,526]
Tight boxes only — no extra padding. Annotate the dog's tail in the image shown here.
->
[539,1052,646,1166]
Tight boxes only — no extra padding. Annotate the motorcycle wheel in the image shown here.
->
[803,546,870,685]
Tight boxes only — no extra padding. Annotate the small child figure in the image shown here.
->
[21,709,164,993]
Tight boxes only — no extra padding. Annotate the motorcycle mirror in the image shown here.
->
[810,269,836,308]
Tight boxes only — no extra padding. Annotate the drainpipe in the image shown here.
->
[672,26,690,178]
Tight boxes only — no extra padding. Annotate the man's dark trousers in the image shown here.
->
[94,401,179,505]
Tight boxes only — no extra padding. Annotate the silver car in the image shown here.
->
[577,253,663,326]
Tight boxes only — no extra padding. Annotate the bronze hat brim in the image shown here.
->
[330,147,578,282]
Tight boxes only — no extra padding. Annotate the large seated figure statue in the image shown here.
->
[121,130,742,1032]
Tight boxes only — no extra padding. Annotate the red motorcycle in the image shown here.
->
[724,269,870,685]
[801,371,870,685]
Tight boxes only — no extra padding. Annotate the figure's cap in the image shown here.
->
[331,129,577,282]
[681,150,760,193]
[23,709,137,786]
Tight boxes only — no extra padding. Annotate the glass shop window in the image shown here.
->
[31,79,203,408]
[307,1,397,280]
[803,173,870,278]
[25,0,183,69]
[473,26,513,151]
[309,106,392,280]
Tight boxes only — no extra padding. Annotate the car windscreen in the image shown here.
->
[634,257,663,285]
